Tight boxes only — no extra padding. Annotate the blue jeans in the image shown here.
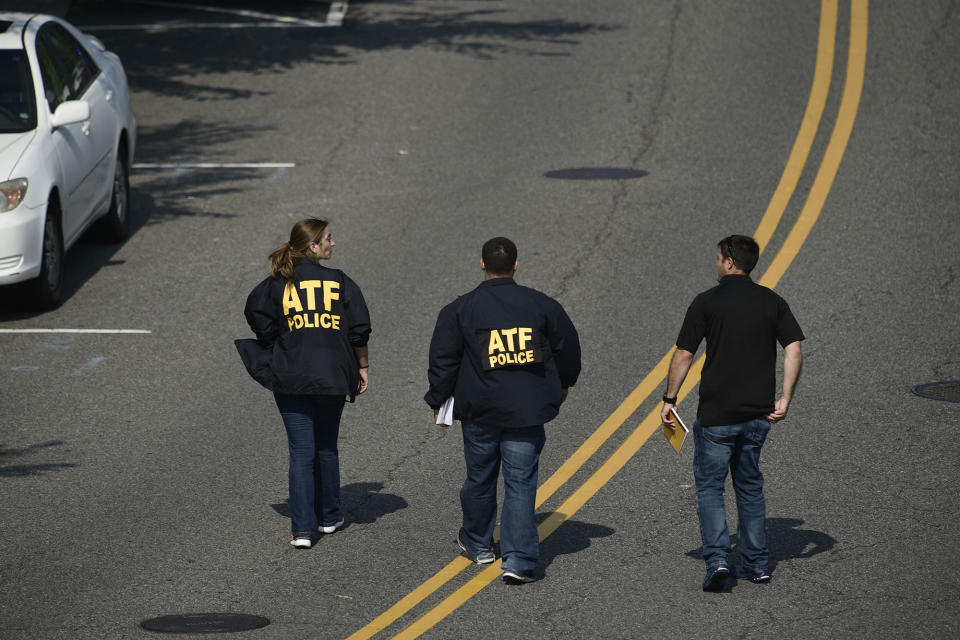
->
[693,417,771,571]
[460,422,545,573]
[274,393,346,537]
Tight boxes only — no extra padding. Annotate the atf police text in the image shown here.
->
[479,327,543,370]
[283,280,341,331]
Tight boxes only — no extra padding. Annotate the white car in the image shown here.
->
[0,13,136,310]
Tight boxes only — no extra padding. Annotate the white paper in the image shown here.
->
[436,396,455,426]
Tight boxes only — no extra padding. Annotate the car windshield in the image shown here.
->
[0,50,37,133]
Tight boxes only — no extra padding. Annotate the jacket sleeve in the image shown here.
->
[545,298,581,388]
[342,273,372,347]
[244,277,282,347]
[424,301,463,409]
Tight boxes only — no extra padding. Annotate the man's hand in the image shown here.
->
[660,403,677,431]
[357,368,369,394]
[768,342,802,423]
[660,348,694,432]
[432,408,449,428]
[766,397,789,423]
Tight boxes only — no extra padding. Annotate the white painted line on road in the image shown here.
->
[119,0,328,26]
[0,329,152,334]
[84,0,348,31]
[132,163,296,169]
[86,22,337,31]
[326,2,349,27]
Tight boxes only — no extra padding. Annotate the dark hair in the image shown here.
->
[718,235,760,274]
[482,237,518,275]
[268,218,329,281]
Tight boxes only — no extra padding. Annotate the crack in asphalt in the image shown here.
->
[552,2,682,299]
[552,182,629,299]
[630,0,682,167]
[940,264,957,291]
[343,418,448,520]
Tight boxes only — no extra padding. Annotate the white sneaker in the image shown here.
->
[319,518,345,534]
[290,536,312,549]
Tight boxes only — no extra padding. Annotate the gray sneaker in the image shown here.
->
[457,528,495,564]
[319,518,345,534]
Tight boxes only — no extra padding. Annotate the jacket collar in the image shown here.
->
[719,274,753,285]
[478,277,517,288]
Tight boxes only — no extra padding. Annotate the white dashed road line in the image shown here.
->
[132,163,296,169]
[0,329,152,334]
[84,0,349,31]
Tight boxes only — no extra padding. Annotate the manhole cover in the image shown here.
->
[544,167,649,180]
[911,381,960,403]
[141,613,270,634]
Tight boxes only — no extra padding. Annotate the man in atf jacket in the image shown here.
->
[425,237,580,584]
[236,259,371,400]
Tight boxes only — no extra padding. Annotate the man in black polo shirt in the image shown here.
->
[425,237,581,584]
[661,235,804,592]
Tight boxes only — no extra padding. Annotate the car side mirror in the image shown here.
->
[50,100,91,129]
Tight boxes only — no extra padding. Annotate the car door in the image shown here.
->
[36,23,113,246]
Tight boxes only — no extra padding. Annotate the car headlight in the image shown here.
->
[0,178,28,213]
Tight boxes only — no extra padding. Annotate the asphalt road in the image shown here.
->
[1,1,958,638]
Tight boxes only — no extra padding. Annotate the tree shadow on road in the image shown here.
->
[537,513,616,570]
[0,440,78,478]
[270,481,407,528]
[684,516,837,572]
[68,0,617,101]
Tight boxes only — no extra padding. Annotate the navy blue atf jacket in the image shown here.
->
[424,277,581,428]
[235,258,371,400]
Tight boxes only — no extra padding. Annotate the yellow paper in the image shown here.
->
[662,407,690,453]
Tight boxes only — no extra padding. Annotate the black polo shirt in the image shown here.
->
[676,274,804,426]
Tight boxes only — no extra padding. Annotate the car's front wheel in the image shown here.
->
[23,206,64,310]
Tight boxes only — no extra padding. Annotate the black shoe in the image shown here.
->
[457,528,495,564]
[733,565,771,583]
[702,564,730,592]
[502,568,536,584]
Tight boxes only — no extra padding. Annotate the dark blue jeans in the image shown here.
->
[274,393,346,537]
[460,422,545,573]
[693,417,771,571]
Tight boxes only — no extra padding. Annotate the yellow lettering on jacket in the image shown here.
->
[283,282,303,315]
[518,327,532,350]
[488,330,505,354]
[323,281,340,312]
[500,327,518,350]
[484,326,539,370]
[299,280,323,311]
[283,279,342,332]
[286,313,341,332]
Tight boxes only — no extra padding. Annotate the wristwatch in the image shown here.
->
[662,393,678,404]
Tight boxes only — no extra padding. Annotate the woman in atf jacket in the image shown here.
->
[236,218,371,549]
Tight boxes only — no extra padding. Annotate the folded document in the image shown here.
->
[436,396,455,426]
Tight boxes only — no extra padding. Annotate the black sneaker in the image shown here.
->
[502,568,536,584]
[733,565,771,583]
[702,563,730,592]
[457,528,495,564]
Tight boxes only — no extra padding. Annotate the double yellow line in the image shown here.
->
[349,1,867,637]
